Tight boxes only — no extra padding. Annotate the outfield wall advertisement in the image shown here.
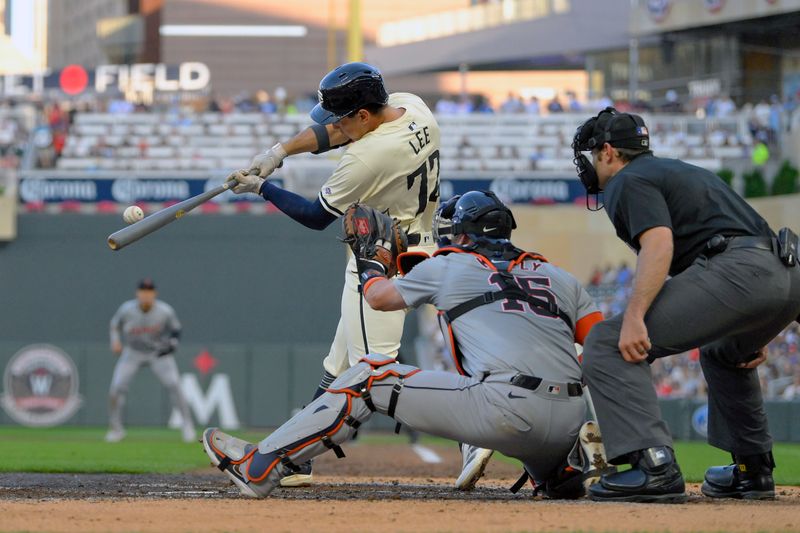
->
[17,175,585,205]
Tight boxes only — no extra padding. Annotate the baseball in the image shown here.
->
[123,205,144,224]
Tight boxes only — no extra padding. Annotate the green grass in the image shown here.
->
[1,426,800,485]
[0,426,422,474]
[0,426,218,473]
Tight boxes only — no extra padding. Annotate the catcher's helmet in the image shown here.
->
[310,62,389,125]
[449,191,517,241]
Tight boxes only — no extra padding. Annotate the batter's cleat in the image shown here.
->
[181,424,196,443]
[202,427,277,498]
[701,452,775,500]
[456,444,494,490]
[280,460,313,487]
[104,428,126,443]
[579,421,613,489]
[588,446,687,503]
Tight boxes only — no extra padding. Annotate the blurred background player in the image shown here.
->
[107,279,195,443]
[228,61,454,486]
[201,194,608,499]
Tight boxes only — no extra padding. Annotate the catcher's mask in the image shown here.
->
[434,191,516,245]
[433,194,459,245]
[572,107,650,210]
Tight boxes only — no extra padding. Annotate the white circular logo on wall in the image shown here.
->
[1,344,82,426]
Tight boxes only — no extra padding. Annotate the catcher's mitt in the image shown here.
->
[342,203,408,282]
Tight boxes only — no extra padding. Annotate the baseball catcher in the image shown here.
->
[203,192,609,498]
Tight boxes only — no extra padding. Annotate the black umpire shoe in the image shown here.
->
[588,446,687,503]
[702,451,775,500]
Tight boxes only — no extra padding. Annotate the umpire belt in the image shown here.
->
[705,235,774,258]
[510,374,583,398]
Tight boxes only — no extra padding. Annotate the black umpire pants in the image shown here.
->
[583,246,800,463]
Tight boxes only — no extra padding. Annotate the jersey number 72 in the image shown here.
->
[406,150,440,216]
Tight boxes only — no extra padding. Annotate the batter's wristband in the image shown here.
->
[310,124,331,154]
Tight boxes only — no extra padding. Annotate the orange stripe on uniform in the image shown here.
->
[361,275,384,296]
[507,252,549,270]
[574,311,604,345]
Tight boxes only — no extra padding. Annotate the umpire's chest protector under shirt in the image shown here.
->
[602,153,772,276]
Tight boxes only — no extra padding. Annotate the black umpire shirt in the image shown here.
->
[603,153,772,276]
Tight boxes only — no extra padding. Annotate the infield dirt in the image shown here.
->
[2,441,799,532]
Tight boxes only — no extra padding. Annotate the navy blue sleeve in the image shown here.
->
[259,182,337,231]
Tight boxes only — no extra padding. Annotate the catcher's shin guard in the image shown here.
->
[203,428,277,498]
[221,354,419,498]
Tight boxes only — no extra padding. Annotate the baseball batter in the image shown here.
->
[228,62,450,486]
[106,279,195,443]
[202,193,609,499]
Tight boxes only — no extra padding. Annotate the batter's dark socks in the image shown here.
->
[313,371,337,400]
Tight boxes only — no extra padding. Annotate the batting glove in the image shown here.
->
[249,143,287,178]
[228,169,265,195]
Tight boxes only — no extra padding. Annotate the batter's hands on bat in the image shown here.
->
[619,313,651,363]
[248,143,287,178]
[227,168,265,195]
[738,346,768,369]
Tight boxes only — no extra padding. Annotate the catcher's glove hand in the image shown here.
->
[342,203,408,284]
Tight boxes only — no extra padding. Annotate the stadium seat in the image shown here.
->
[55,111,752,173]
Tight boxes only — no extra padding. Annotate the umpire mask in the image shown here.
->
[572,107,650,210]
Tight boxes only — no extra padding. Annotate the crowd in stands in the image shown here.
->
[436,89,800,151]
[436,91,609,116]
[587,264,800,401]
[1,86,798,178]
[40,92,761,173]
[0,106,31,170]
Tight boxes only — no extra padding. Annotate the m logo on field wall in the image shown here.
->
[169,350,240,429]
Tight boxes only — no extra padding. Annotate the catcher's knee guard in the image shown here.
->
[225,354,420,497]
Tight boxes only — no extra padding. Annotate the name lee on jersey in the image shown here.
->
[408,125,431,155]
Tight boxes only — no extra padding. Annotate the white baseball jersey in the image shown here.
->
[318,92,441,237]
[320,92,441,376]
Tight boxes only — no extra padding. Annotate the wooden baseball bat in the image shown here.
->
[107,178,238,251]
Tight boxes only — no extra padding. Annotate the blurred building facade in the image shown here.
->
[0,0,48,74]
[595,0,800,106]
